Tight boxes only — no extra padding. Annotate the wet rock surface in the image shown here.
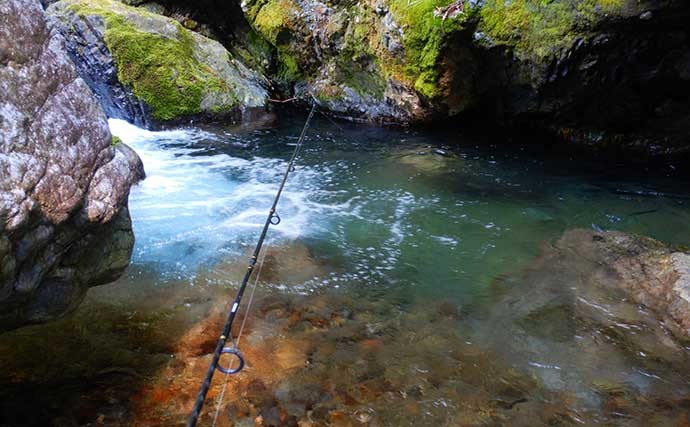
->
[239,0,458,123]
[482,228,690,423]
[479,1,690,157]
[48,1,151,126]
[33,0,690,155]
[0,0,143,330]
[142,0,690,155]
[555,229,690,339]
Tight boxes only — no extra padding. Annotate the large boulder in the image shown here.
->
[485,228,690,354]
[241,0,460,123]
[475,228,690,421]
[234,0,690,152]
[0,0,144,330]
[47,0,270,124]
[41,0,690,153]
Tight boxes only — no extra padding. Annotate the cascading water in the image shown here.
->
[109,119,337,279]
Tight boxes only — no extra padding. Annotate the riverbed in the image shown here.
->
[1,114,689,426]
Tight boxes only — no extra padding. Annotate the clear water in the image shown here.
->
[115,118,690,293]
[2,115,690,426]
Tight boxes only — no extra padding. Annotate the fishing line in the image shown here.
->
[211,242,270,427]
[187,101,317,427]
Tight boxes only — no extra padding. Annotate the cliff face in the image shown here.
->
[239,0,468,123]
[39,0,690,153]
[475,0,690,156]
[100,0,687,153]
[240,0,689,149]
[0,0,144,330]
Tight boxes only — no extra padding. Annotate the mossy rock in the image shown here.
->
[250,0,300,45]
[49,0,269,121]
[237,0,475,120]
[243,0,308,82]
[478,0,628,60]
[384,0,471,100]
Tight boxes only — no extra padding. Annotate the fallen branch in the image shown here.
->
[268,97,297,104]
[434,0,464,20]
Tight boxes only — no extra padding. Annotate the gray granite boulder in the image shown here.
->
[0,0,144,330]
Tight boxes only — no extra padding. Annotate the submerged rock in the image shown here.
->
[477,228,690,423]
[484,227,690,386]
[394,147,458,173]
[47,0,270,124]
[0,0,143,330]
[557,229,690,339]
[2,263,689,425]
[202,242,335,290]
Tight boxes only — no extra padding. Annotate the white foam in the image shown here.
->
[108,119,334,274]
[109,118,203,144]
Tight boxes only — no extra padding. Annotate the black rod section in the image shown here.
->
[187,102,317,427]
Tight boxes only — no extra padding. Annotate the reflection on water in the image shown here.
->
[1,116,690,426]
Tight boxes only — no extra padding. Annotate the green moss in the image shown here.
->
[576,0,625,23]
[335,57,386,100]
[339,9,371,60]
[480,0,625,59]
[386,0,469,100]
[313,85,346,103]
[232,29,274,74]
[252,0,298,44]
[330,6,385,99]
[276,48,300,80]
[65,0,232,121]
[245,0,304,81]
[111,135,122,146]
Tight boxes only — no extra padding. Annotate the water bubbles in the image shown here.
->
[606,213,622,223]
[528,361,562,371]
[111,119,341,278]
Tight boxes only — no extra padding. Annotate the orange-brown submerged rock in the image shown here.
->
[203,243,334,289]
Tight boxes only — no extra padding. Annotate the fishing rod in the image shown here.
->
[187,101,317,427]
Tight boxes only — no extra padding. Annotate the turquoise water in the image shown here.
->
[1,115,690,426]
[117,116,690,300]
[119,118,687,272]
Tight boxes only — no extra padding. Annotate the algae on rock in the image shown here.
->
[479,0,626,61]
[240,0,473,122]
[48,0,269,122]
[385,0,470,99]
